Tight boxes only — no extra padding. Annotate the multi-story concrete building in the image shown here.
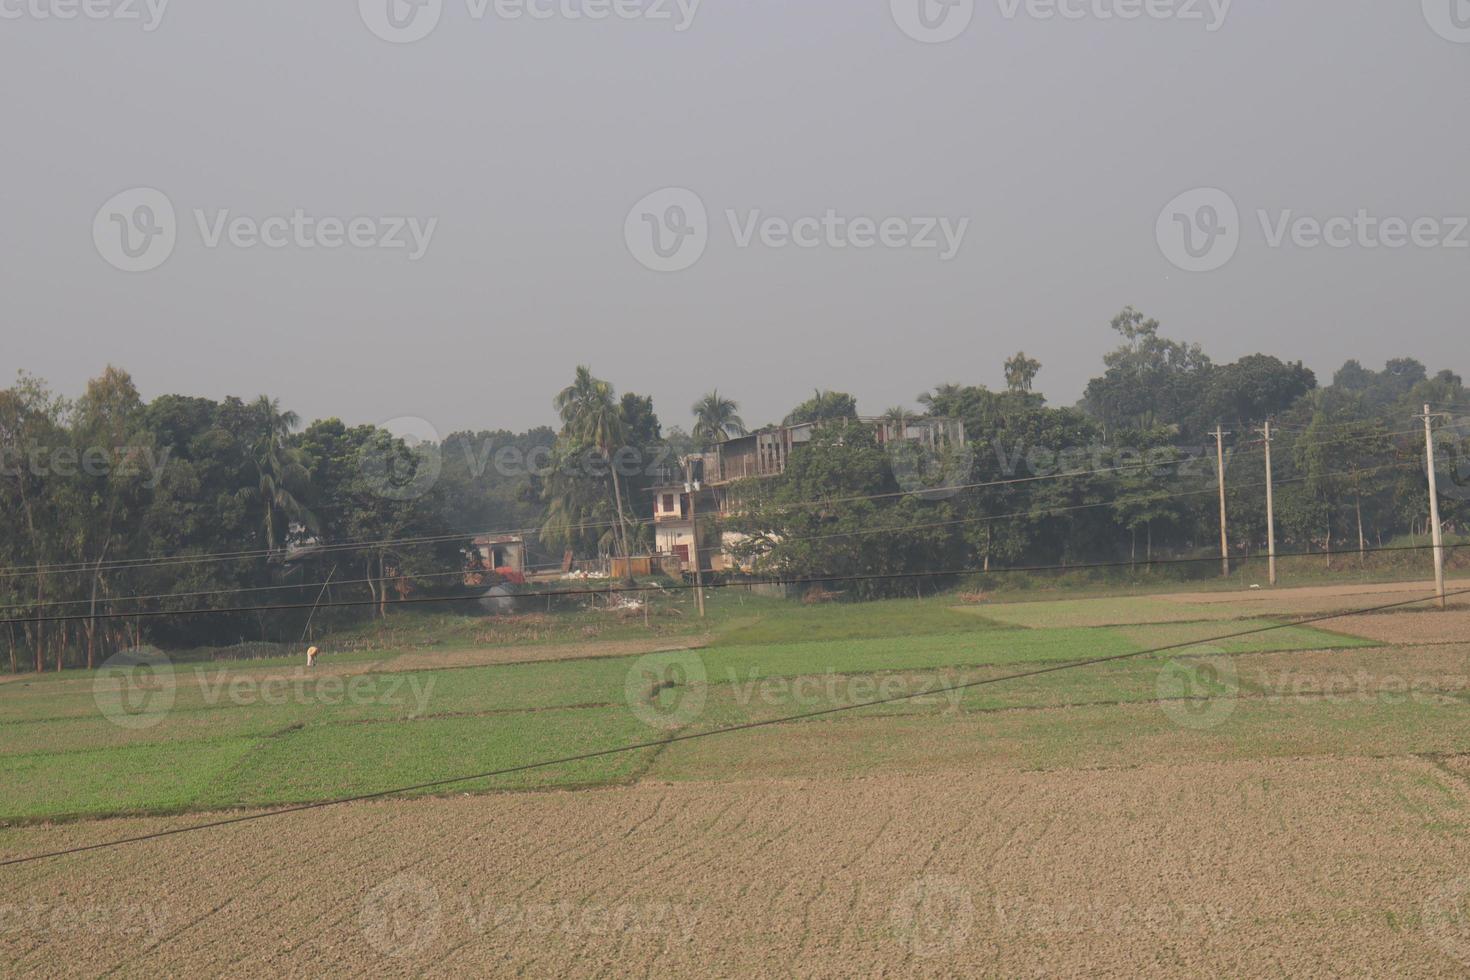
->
[652,417,965,573]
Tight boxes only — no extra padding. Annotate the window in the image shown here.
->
[662,493,675,513]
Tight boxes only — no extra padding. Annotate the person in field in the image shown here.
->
[306,646,319,668]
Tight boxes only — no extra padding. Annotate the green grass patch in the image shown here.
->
[708,597,1005,647]
[646,695,1470,784]
[196,707,656,810]
[0,737,262,822]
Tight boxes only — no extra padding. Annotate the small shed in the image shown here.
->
[471,534,526,574]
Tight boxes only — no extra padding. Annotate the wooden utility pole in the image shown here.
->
[1419,405,1449,610]
[1258,421,1277,586]
[1214,425,1231,578]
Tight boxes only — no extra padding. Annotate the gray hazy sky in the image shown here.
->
[3,0,1467,439]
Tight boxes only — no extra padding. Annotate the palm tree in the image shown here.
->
[554,367,635,576]
[918,384,963,411]
[881,405,910,442]
[236,396,316,555]
[691,390,747,447]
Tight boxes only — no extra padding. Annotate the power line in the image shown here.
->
[0,449,1437,619]
[0,423,1423,581]
[0,460,1331,614]
[726,458,1426,551]
[2,581,1464,870]
[3,538,1465,629]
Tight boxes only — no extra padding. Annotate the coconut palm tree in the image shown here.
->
[691,390,747,447]
[553,367,635,576]
[236,396,317,556]
[881,405,911,443]
[918,384,963,411]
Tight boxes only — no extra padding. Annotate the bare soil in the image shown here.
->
[1326,608,1470,646]
[3,758,1470,977]
[1165,577,1470,610]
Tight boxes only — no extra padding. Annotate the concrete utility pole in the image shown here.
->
[685,476,706,618]
[1419,405,1449,610]
[1258,421,1277,587]
[1214,425,1231,578]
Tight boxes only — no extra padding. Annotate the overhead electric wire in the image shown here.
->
[0,451,1445,618]
[2,581,1465,870]
[0,422,1428,581]
[3,537,1466,629]
[731,458,1430,550]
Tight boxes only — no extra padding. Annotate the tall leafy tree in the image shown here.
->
[70,366,149,667]
[235,396,316,555]
[1004,352,1042,394]
[1082,308,1211,436]
[552,367,636,575]
[783,389,858,426]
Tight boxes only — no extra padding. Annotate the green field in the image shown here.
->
[0,587,1400,824]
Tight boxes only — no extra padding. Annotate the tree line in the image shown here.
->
[2,307,1466,668]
